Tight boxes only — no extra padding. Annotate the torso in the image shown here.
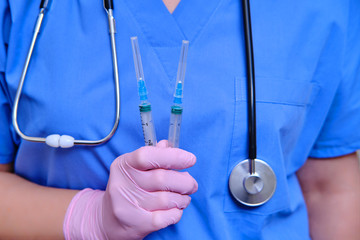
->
[3,0,353,239]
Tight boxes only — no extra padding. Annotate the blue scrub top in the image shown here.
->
[1,0,360,239]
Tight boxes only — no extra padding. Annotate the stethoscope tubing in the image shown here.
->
[12,8,46,144]
[242,0,257,174]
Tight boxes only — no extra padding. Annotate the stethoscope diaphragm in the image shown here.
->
[229,159,276,206]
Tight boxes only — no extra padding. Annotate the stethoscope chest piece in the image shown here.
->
[229,159,276,207]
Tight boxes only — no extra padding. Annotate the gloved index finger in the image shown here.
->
[126,147,196,171]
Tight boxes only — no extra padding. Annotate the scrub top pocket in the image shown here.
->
[224,76,319,215]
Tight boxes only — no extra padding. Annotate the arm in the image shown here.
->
[0,162,12,172]
[297,152,360,240]
[0,162,78,239]
[0,141,197,240]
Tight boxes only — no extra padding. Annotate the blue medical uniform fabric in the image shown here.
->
[1,0,360,239]
[0,0,17,164]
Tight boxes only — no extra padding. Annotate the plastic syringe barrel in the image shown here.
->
[139,104,157,146]
[168,106,183,148]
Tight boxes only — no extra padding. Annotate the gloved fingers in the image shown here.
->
[150,208,183,231]
[125,147,196,171]
[131,168,198,194]
[140,191,191,211]
[156,140,168,148]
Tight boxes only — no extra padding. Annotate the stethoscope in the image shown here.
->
[11,0,276,206]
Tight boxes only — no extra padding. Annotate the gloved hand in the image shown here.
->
[63,140,198,240]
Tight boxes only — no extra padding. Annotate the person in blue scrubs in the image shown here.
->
[1,0,360,239]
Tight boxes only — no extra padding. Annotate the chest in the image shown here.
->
[6,0,344,151]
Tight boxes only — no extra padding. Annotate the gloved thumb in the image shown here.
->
[151,208,183,231]
[156,140,169,148]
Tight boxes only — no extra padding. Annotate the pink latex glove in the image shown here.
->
[63,140,197,240]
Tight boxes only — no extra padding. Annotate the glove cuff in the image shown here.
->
[63,188,106,240]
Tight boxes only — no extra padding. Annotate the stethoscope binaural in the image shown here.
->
[12,0,120,148]
[12,0,276,206]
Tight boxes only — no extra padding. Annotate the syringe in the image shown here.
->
[168,40,189,148]
[131,37,157,146]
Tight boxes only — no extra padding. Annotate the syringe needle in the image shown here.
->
[168,40,189,148]
[131,37,157,146]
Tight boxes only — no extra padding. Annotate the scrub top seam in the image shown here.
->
[182,0,226,46]
[309,149,360,159]
[253,101,308,107]
[312,138,360,150]
[340,0,351,78]
[121,0,186,45]
[150,47,181,82]
[0,74,14,109]
[222,76,239,210]
[168,3,188,41]
[119,1,171,83]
